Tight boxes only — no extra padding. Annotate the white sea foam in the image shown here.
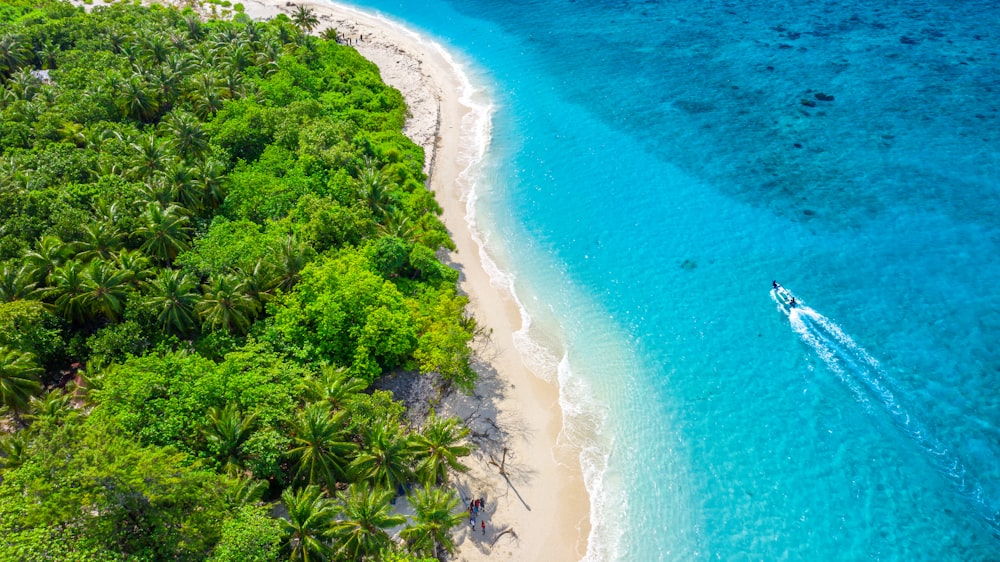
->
[432,31,621,562]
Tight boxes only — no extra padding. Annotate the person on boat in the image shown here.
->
[789,297,796,307]
[772,280,779,289]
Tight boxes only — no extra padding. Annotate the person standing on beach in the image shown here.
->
[481,520,486,536]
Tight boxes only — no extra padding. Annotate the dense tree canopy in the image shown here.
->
[0,1,475,559]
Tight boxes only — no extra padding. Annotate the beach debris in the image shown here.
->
[490,527,518,548]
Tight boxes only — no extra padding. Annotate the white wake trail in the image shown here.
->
[771,286,1000,532]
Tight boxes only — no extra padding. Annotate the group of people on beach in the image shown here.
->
[469,497,487,536]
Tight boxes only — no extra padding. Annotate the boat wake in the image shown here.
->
[770,285,1000,534]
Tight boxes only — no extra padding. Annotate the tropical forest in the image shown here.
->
[0,1,478,560]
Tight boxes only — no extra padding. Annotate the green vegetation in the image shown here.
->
[0,1,476,560]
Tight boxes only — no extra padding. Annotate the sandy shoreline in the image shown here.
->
[283,3,592,559]
[130,0,592,558]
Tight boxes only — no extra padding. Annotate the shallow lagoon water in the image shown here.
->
[340,0,1000,558]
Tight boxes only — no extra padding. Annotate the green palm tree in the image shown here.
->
[291,5,320,33]
[140,34,170,65]
[0,32,31,78]
[188,72,225,119]
[24,388,76,425]
[288,402,357,490]
[305,365,368,410]
[0,431,29,475]
[348,425,414,494]
[152,68,182,115]
[271,235,311,292]
[183,14,204,41]
[118,74,158,123]
[280,484,335,562]
[202,402,257,476]
[195,159,227,210]
[0,262,38,302]
[136,177,176,209]
[113,249,153,290]
[157,160,201,211]
[255,40,282,76]
[48,259,88,324]
[136,203,192,266]
[127,131,170,182]
[400,485,466,558]
[320,28,340,43]
[196,274,258,334]
[357,165,395,222]
[23,234,70,285]
[220,68,245,100]
[225,476,269,506]
[77,222,124,262]
[161,110,209,163]
[379,208,416,242]
[7,67,40,102]
[78,259,130,322]
[329,483,406,561]
[222,43,254,73]
[240,20,262,45]
[36,41,59,70]
[234,259,277,310]
[145,269,199,334]
[57,120,87,147]
[0,346,43,418]
[410,411,471,486]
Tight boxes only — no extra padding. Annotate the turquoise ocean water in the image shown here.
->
[338,0,1000,559]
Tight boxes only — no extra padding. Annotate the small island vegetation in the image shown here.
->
[0,1,478,560]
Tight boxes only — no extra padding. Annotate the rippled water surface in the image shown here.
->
[342,0,1000,558]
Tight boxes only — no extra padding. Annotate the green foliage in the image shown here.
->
[371,235,410,278]
[266,250,417,380]
[0,345,43,415]
[0,300,65,369]
[93,350,222,452]
[86,320,150,368]
[222,149,321,222]
[0,418,232,561]
[410,287,476,389]
[287,193,373,252]
[205,97,272,164]
[0,2,477,557]
[344,389,406,436]
[93,344,304,480]
[210,505,283,562]
[215,342,308,428]
[177,217,276,276]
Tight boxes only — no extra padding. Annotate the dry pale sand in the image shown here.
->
[77,0,592,559]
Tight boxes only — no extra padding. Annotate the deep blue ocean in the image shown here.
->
[339,0,1000,559]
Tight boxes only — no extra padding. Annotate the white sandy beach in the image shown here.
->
[132,0,592,558]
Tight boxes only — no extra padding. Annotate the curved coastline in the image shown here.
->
[238,0,592,559]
